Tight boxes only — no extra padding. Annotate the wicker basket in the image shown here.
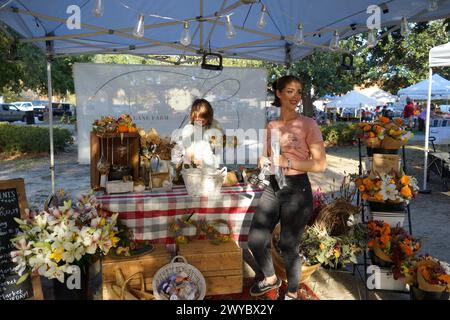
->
[182,165,227,197]
[152,256,206,300]
[271,225,320,283]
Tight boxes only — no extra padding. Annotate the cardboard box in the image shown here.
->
[178,240,243,296]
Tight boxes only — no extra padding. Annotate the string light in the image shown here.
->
[400,17,410,37]
[225,15,237,39]
[427,0,438,11]
[133,14,145,38]
[180,21,191,46]
[367,30,377,48]
[293,23,304,45]
[329,30,339,50]
[92,0,104,17]
[257,4,267,29]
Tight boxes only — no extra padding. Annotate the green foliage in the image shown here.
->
[320,123,357,146]
[0,123,73,153]
[60,114,76,124]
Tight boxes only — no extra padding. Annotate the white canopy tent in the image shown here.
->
[359,87,397,105]
[397,73,450,100]
[422,42,450,192]
[326,90,377,113]
[2,0,450,192]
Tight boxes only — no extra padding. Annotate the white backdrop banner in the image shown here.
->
[74,63,267,164]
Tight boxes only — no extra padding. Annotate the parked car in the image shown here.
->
[12,101,34,111]
[0,103,26,122]
[31,100,49,121]
[51,102,73,117]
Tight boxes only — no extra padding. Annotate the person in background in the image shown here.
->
[247,75,327,300]
[175,98,224,168]
[403,98,415,129]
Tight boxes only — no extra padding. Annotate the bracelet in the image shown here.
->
[287,158,292,170]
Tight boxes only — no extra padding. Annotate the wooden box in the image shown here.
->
[177,240,243,296]
[101,244,171,299]
[90,132,140,189]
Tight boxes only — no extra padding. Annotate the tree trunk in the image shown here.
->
[302,88,314,117]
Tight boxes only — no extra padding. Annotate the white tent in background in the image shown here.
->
[327,90,377,109]
[397,74,450,100]
[359,87,397,105]
[422,42,450,192]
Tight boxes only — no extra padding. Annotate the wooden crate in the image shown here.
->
[90,132,140,189]
[101,244,171,299]
[177,240,243,296]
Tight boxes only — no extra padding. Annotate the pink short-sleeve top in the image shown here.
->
[266,115,323,175]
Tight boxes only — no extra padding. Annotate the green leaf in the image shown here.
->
[16,272,30,285]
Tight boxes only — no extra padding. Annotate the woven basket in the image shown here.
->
[271,225,320,283]
[152,256,206,300]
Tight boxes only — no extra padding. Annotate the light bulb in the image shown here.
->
[293,23,304,45]
[225,15,236,39]
[92,0,104,17]
[257,4,267,29]
[367,30,378,48]
[329,30,339,50]
[133,14,145,38]
[180,21,191,46]
[400,17,410,38]
[427,0,438,11]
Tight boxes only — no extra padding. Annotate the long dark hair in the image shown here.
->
[190,98,213,126]
[271,75,302,107]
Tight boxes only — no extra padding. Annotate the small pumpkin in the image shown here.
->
[118,124,129,133]
[128,125,138,133]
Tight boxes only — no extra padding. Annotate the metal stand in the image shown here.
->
[356,139,413,299]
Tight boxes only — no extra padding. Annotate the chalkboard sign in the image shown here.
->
[0,179,42,300]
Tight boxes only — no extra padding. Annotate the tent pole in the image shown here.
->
[46,52,55,194]
[421,67,433,193]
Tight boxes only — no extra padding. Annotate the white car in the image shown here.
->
[12,101,34,111]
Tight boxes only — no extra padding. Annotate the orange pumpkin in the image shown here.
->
[117,124,129,133]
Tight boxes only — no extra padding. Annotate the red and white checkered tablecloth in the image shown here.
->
[97,184,263,246]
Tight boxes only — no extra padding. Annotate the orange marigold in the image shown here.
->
[401,186,412,198]
[394,118,403,125]
[368,132,376,138]
[374,192,384,201]
[379,116,390,124]
[362,193,369,200]
[363,124,372,132]
[358,185,366,192]
[400,175,410,185]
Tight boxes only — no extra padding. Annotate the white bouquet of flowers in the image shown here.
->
[10,191,119,284]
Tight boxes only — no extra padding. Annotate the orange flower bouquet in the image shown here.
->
[416,256,450,292]
[355,122,385,148]
[368,221,421,266]
[381,117,414,149]
[354,172,418,204]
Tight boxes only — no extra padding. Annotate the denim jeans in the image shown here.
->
[248,174,313,293]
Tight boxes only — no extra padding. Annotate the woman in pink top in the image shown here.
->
[248,75,327,300]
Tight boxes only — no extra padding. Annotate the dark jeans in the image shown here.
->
[248,174,313,293]
[419,118,425,132]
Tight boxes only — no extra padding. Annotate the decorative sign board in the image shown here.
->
[372,154,400,175]
[0,179,42,300]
